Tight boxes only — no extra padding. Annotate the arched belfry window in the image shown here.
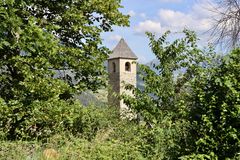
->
[125,62,131,72]
[112,62,116,72]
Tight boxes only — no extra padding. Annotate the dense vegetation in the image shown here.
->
[0,0,239,160]
[0,0,128,140]
[123,31,240,159]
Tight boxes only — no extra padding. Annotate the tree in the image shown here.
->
[123,30,240,158]
[123,30,214,123]
[0,0,128,140]
[210,0,240,49]
[122,30,216,158]
[0,0,129,103]
[185,48,240,159]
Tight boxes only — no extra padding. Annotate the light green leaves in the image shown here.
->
[0,0,129,140]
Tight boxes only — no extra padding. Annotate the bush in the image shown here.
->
[0,98,119,140]
[185,49,240,159]
[0,132,144,160]
[122,30,240,159]
[0,140,41,160]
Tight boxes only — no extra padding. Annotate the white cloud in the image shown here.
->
[133,0,217,46]
[140,13,147,19]
[157,9,210,32]
[158,9,192,29]
[135,20,162,35]
[128,10,136,17]
[108,35,122,42]
[157,0,216,33]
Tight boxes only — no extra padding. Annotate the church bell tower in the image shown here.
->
[108,38,138,113]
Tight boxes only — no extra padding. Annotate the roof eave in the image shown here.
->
[108,57,138,60]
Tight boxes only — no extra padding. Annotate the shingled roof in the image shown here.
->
[108,38,138,60]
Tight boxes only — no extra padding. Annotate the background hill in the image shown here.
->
[53,59,158,106]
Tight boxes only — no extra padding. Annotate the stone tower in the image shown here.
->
[108,38,138,113]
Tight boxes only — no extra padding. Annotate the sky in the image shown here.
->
[102,0,218,63]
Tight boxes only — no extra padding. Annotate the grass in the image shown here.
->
[0,128,144,160]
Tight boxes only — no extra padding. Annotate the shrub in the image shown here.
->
[185,49,240,159]
[0,98,119,140]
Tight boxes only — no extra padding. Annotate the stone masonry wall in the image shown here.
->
[119,59,137,111]
[108,58,137,113]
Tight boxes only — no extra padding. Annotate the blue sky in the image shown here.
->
[102,0,217,63]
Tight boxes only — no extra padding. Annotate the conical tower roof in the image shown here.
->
[108,38,138,60]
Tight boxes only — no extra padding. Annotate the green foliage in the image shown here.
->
[1,1,239,158]
[123,30,214,123]
[0,108,147,159]
[0,115,188,160]
[122,30,212,159]
[123,30,240,159]
[180,153,218,160]
[0,133,144,160]
[0,0,128,140]
[71,104,118,140]
[0,140,41,160]
[0,98,118,140]
[0,0,129,101]
[186,49,240,159]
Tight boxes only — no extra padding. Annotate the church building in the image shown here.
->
[108,38,138,113]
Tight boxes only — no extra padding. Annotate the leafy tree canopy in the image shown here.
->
[123,30,240,159]
[123,30,216,123]
[0,0,129,103]
[187,48,240,159]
